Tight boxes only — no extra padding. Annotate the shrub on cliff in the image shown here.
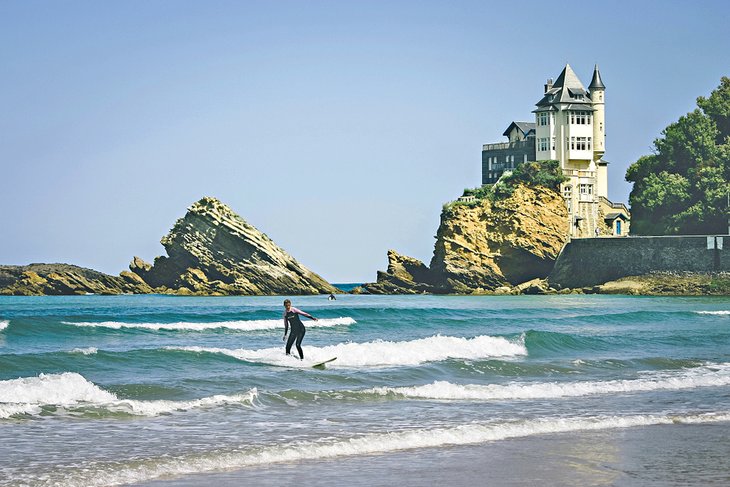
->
[626,76,730,235]
[494,159,566,199]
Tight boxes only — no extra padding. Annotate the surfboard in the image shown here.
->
[312,357,337,369]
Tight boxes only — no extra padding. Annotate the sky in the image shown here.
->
[1,0,729,283]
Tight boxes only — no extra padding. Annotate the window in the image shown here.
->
[539,138,549,151]
[538,112,549,126]
[551,136,555,150]
[571,137,589,151]
[570,111,590,125]
[579,184,593,195]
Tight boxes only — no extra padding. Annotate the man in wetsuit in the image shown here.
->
[283,299,317,359]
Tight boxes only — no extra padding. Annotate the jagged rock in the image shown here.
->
[513,278,551,295]
[360,250,434,294]
[130,197,339,295]
[0,264,150,295]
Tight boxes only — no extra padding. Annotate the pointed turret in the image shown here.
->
[589,64,606,90]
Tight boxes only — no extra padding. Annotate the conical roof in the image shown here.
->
[589,64,605,90]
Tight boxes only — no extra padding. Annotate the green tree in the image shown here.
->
[626,77,730,235]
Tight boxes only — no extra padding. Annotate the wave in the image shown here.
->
[365,363,730,401]
[0,320,8,331]
[23,411,730,487]
[171,334,526,368]
[0,372,257,419]
[61,316,356,331]
[69,347,98,355]
[696,310,730,316]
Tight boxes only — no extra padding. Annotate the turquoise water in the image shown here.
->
[1,294,729,486]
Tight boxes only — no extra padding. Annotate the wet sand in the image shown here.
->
[135,422,730,487]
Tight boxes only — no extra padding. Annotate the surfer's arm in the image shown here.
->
[291,306,317,321]
[283,312,289,337]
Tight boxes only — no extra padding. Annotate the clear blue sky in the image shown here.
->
[2,0,729,282]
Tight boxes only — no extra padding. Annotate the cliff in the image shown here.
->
[130,197,339,295]
[361,184,570,294]
[0,264,151,295]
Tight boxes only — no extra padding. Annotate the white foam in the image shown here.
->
[366,363,730,401]
[696,310,730,315]
[171,334,526,368]
[0,320,8,331]
[0,372,257,419]
[29,411,730,487]
[70,347,98,355]
[62,317,356,331]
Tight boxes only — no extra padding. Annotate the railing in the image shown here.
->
[599,196,629,213]
[563,169,596,178]
[482,140,534,152]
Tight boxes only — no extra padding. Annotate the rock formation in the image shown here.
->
[0,264,151,295]
[361,184,570,294]
[356,250,434,294]
[130,197,339,295]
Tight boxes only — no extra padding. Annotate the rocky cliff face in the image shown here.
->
[130,197,338,295]
[0,264,151,295]
[361,184,570,294]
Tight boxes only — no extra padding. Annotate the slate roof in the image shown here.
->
[589,65,606,90]
[534,64,594,111]
[604,213,628,221]
[502,121,536,137]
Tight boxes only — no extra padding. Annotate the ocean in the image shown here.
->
[1,294,729,486]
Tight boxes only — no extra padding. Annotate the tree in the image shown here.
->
[626,77,730,235]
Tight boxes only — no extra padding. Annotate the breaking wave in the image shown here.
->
[171,333,527,368]
[365,363,730,401]
[0,372,257,419]
[61,316,355,331]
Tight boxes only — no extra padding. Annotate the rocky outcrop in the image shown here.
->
[361,184,570,294]
[130,197,339,295]
[357,250,435,294]
[0,264,152,295]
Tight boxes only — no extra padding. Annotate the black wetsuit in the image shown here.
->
[285,309,307,359]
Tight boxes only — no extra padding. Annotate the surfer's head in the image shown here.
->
[283,299,291,310]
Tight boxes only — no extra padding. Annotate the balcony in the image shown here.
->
[482,140,534,152]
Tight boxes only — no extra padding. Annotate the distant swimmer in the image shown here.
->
[328,293,336,300]
[282,299,317,360]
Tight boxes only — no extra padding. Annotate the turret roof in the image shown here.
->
[589,64,606,90]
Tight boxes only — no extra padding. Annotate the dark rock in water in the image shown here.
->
[359,250,435,294]
[130,197,339,295]
[0,263,151,295]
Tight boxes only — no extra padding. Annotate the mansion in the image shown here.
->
[482,64,630,238]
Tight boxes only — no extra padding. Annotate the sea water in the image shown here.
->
[1,294,729,486]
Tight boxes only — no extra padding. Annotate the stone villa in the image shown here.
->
[482,64,630,238]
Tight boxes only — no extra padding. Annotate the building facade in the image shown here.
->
[482,64,630,237]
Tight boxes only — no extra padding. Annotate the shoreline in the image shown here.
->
[133,422,730,487]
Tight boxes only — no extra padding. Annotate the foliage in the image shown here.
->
[494,160,567,199]
[626,77,730,235]
[444,160,567,215]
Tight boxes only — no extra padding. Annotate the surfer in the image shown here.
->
[283,299,317,360]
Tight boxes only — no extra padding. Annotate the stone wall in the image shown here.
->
[549,235,730,289]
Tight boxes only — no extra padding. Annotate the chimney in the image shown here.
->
[544,78,553,93]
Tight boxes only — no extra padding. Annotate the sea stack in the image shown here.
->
[130,197,339,295]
